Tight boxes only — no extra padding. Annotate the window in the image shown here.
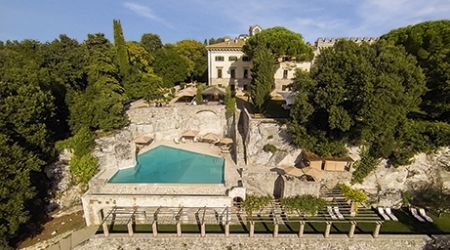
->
[243,69,249,79]
[283,70,288,79]
[230,68,236,79]
[282,56,290,62]
[242,56,250,62]
[217,68,223,78]
[215,56,224,61]
[228,56,238,61]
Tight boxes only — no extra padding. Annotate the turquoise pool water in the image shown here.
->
[109,145,224,184]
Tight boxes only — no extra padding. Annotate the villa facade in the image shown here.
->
[206,25,311,92]
[206,25,378,92]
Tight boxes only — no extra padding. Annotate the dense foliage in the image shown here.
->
[289,39,436,164]
[242,195,271,217]
[224,86,236,118]
[281,195,327,215]
[382,20,450,121]
[244,27,313,112]
[339,184,368,203]
[0,19,209,247]
[242,27,314,60]
[249,47,275,112]
[153,46,191,87]
[351,148,381,184]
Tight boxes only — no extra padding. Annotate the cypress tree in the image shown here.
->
[250,46,275,112]
[113,19,130,78]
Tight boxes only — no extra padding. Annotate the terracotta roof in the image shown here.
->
[206,39,246,49]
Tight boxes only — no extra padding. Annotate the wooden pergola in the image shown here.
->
[99,198,383,238]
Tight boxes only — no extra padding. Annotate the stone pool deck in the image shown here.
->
[82,140,244,226]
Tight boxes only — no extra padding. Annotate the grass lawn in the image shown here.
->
[97,210,450,235]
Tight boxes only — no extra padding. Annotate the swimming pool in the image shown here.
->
[109,145,224,184]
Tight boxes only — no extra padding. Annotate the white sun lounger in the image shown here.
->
[418,208,433,223]
[327,206,337,219]
[410,208,425,222]
[333,206,345,220]
[377,207,391,221]
[385,208,398,221]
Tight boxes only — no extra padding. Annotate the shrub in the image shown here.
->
[351,148,381,184]
[263,144,277,153]
[224,86,236,118]
[339,184,367,203]
[69,154,98,185]
[242,195,271,217]
[281,195,327,216]
[56,127,95,157]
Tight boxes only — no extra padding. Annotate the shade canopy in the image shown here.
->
[219,137,233,145]
[181,130,199,138]
[135,134,153,144]
[301,167,323,181]
[201,133,221,143]
[202,86,226,96]
[282,166,303,177]
[178,87,197,97]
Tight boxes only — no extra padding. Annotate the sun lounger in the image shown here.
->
[377,207,391,221]
[174,137,180,144]
[385,208,398,221]
[327,206,337,220]
[333,206,345,220]
[410,208,425,222]
[418,208,433,223]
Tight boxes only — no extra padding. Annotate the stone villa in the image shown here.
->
[206,25,377,92]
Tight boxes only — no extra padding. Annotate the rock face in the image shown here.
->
[127,105,227,141]
[44,150,83,209]
[94,129,136,170]
[353,147,450,207]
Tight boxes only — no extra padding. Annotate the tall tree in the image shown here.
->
[140,33,162,54]
[250,47,275,112]
[175,40,207,82]
[243,27,313,111]
[153,45,190,87]
[243,27,313,60]
[382,20,450,121]
[124,41,163,101]
[69,33,126,132]
[290,40,426,160]
[113,19,130,78]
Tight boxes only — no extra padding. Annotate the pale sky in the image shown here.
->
[1,0,449,43]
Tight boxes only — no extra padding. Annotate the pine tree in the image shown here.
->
[113,19,130,78]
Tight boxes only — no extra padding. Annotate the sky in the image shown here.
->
[1,0,449,44]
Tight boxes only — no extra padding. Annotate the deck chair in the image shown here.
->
[327,206,337,220]
[410,208,425,222]
[333,206,345,220]
[418,208,433,223]
[377,207,391,221]
[385,208,398,221]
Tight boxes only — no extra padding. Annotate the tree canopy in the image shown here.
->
[140,33,163,54]
[153,45,190,87]
[174,40,207,82]
[381,20,450,121]
[243,27,314,60]
[290,40,428,161]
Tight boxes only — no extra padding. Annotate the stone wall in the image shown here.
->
[127,105,227,141]
[82,194,233,226]
[75,235,433,250]
[352,147,450,207]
